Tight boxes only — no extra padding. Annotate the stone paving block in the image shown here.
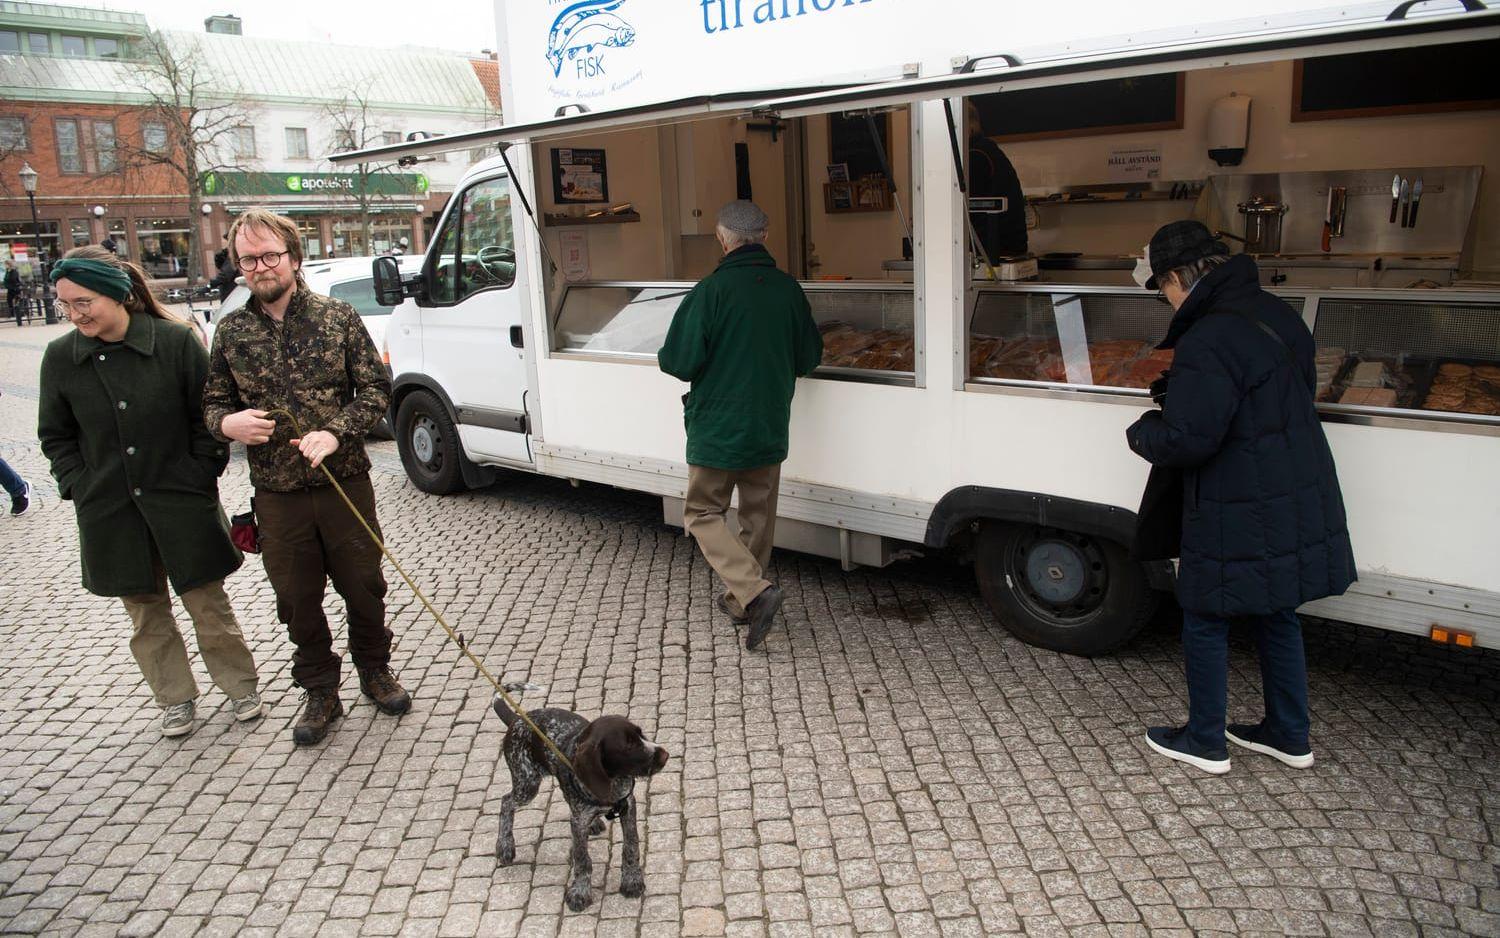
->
[0,328,1495,937]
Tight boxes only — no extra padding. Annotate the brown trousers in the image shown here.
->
[683,463,781,616]
[121,549,258,708]
[255,473,390,691]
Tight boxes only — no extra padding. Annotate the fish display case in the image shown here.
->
[551,280,918,384]
[964,283,1500,432]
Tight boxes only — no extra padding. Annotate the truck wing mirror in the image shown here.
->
[372,256,404,307]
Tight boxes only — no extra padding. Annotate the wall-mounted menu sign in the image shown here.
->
[551,147,610,204]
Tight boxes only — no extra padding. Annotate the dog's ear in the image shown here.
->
[572,723,617,803]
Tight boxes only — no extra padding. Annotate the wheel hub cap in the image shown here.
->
[1025,541,1087,605]
[412,422,435,463]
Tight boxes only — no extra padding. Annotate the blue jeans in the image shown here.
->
[1182,608,1310,753]
[0,458,24,499]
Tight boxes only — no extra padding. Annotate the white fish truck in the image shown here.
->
[335,0,1500,655]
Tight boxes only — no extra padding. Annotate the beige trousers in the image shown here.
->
[121,559,258,708]
[684,463,781,616]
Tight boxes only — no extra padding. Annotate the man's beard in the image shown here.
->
[251,276,290,305]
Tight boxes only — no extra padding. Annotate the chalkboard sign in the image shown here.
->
[1292,39,1500,122]
[827,111,891,181]
[972,73,1183,143]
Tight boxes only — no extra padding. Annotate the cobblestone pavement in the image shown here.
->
[1,321,1497,938]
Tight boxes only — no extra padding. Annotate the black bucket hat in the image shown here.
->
[1144,220,1229,290]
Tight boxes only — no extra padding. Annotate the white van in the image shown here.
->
[346,2,1500,654]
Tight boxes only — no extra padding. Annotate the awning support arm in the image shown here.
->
[941,98,996,281]
[500,146,558,277]
[860,112,915,256]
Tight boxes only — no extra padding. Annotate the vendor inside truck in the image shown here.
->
[966,100,1028,262]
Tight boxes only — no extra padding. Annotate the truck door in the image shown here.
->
[420,174,533,466]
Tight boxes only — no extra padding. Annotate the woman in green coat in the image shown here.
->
[38,246,262,739]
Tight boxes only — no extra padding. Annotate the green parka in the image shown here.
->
[658,245,823,470]
[38,314,241,597]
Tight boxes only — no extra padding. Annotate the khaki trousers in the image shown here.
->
[121,555,258,708]
[684,463,781,615]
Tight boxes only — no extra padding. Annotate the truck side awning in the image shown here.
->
[747,5,1500,119]
[326,84,859,166]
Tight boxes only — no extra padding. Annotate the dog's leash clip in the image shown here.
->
[604,797,629,821]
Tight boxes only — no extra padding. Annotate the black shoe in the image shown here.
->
[10,481,33,517]
[717,593,748,625]
[1226,721,1314,768]
[293,689,344,746]
[358,666,412,715]
[1145,725,1230,774]
[744,585,784,651]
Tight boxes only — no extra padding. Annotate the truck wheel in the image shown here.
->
[974,522,1155,656]
[396,390,466,495]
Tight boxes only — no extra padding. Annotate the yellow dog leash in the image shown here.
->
[263,408,576,774]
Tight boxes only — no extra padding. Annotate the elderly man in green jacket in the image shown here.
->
[658,201,824,650]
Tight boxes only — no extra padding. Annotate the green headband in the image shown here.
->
[49,257,133,303]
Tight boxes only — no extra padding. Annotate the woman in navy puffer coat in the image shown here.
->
[1127,228,1355,775]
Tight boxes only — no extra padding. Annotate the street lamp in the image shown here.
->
[17,162,57,324]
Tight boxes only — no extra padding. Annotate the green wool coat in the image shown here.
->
[38,314,242,597]
[658,246,824,470]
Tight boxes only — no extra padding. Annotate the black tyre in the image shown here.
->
[975,522,1156,656]
[396,390,466,495]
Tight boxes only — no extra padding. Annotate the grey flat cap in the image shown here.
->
[717,200,769,234]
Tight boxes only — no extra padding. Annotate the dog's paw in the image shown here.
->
[564,883,593,912]
[496,841,515,865]
[619,873,645,898]
[589,818,606,836]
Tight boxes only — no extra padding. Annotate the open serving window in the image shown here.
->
[537,100,919,384]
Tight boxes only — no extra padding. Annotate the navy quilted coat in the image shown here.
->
[1126,255,1356,617]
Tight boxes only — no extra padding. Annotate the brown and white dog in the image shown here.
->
[492,690,669,911]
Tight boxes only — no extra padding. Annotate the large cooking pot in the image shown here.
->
[1237,197,1288,255]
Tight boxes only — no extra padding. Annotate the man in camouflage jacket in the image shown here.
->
[203,209,410,745]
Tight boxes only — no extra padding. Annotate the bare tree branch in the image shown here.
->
[114,29,259,282]
[321,76,409,253]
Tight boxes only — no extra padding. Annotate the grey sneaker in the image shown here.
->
[162,700,195,738]
[231,691,263,722]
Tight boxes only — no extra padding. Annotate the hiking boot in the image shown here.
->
[231,690,264,722]
[293,689,344,746]
[358,666,411,716]
[10,480,33,517]
[1226,721,1314,769]
[744,585,784,651]
[717,593,748,625]
[161,700,195,738]
[1145,725,1230,775]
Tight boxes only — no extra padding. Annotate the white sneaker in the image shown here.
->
[231,691,263,722]
[162,700,196,737]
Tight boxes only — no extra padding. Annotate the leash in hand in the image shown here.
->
[262,408,576,774]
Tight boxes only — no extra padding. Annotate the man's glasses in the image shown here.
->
[54,297,98,319]
[237,250,290,272]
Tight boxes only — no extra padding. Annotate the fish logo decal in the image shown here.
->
[546,0,636,79]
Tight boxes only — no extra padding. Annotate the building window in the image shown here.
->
[143,121,168,154]
[0,219,61,276]
[70,220,91,248]
[135,218,190,278]
[55,118,119,174]
[27,33,49,54]
[0,31,18,54]
[93,37,119,59]
[333,129,356,152]
[61,35,85,56]
[381,131,402,147]
[230,125,256,159]
[285,127,309,159]
[296,217,322,258]
[0,117,27,151]
[93,121,117,172]
[55,119,83,173]
[107,218,129,257]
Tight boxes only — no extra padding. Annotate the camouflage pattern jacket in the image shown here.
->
[203,286,391,492]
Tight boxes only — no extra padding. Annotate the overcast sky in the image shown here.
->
[67,0,498,57]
